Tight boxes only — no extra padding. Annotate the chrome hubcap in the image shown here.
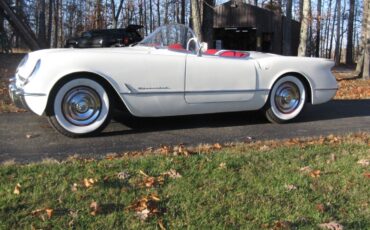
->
[274,82,300,114]
[62,87,101,126]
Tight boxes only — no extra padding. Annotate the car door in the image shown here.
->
[117,48,187,97]
[185,54,257,103]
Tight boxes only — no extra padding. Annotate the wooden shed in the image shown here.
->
[213,1,300,55]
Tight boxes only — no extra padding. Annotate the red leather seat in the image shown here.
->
[168,43,186,51]
[219,51,249,58]
[204,49,218,55]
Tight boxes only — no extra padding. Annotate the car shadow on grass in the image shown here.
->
[100,99,370,137]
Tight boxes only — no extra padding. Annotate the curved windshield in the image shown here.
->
[138,24,198,51]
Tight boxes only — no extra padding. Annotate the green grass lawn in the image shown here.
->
[0,140,369,229]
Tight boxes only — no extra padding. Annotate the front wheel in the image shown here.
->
[264,76,306,123]
[47,78,111,137]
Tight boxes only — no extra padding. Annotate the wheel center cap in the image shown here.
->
[284,95,292,103]
[74,101,89,113]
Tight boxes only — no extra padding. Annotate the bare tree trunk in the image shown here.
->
[0,7,4,33]
[53,0,59,47]
[47,0,53,47]
[202,0,214,48]
[149,0,153,32]
[299,0,303,21]
[139,0,143,27]
[339,2,346,62]
[144,0,147,35]
[363,0,370,79]
[156,0,160,26]
[346,0,355,64]
[324,0,332,58]
[60,0,64,46]
[334,0,341,65]
[164,0,169,24]
[329,1,337,59]
[181,0,185,24]
[110,0,117,28]
[191,0,202,41]
[95,0,103,29]
[176,0,180,23]
[315,0,321,57]
[38,0,47,48]
[298,0,310,56]
[308,5,313,56]
[353,0,359,57]
[283,0,292,55]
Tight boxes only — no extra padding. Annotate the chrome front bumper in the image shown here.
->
[8,77,29,110]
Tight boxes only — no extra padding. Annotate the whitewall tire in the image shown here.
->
[264,76,306,123]
[48,78,111,137]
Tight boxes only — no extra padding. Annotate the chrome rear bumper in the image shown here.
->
[8,77,29,110]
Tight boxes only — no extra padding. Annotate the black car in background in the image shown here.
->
[65,25,143,48]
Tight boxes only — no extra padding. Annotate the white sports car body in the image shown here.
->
[9,24,338,137]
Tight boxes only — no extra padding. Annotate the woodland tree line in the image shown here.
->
[0,0,369,78]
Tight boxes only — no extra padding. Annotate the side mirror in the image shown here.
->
[200,42,208,53]
[197,42,208,57]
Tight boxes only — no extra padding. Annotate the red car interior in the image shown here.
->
[168,43,249,58]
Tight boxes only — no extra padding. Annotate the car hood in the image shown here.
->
[28,46,151,59]
[17,46,150,78]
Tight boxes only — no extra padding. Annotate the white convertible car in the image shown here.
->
[9,24,337,137]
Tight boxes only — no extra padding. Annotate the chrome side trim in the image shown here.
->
[120,89,269,95]
[23,93,47,97]
[315,88,338,91]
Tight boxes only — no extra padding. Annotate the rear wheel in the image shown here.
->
[48,78,111,137]
[264,76,306,123]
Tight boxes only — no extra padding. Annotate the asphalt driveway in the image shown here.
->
[0,99,369,163]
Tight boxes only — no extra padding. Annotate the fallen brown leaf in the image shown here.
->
[117,171,131,180]
[144,177,156,188]
[363,172,370,179]
[139,170,150,177]
[128,194,161,221]
[357,159,369,167]
[150,194,160,202]
[84,178,97,188]
[174,144,195,156]
[310,170,321,178]
[89,201,101,216]
[13,183,21,195]
[158,219,166,230]
[139,171,165,188]
[136,208,150,220]
[159,145,171,154]
[71,183,78,192]
[31,208,44,216]
[45,208,54,219]
[162,169,182,179]
[318,221,343,230]
[316,203,325,213]
[299,166,312,173]
[259,145,270,151]
[213,143,223,150]
[273,220,291,229]
[219,162,227,169]
[284,184,297,191]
